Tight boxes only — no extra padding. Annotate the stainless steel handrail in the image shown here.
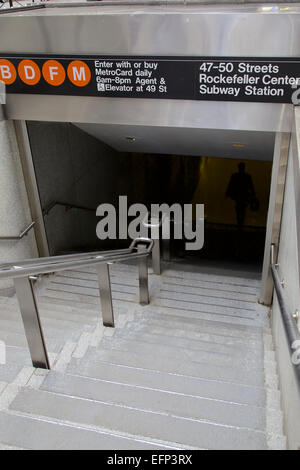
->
[0,237,154,370]
[0,244,152,279]
[270,244,300,382]
[0,246,133,269]
[0,221,35,240]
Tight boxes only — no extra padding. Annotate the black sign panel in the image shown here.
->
[0,54,300,104]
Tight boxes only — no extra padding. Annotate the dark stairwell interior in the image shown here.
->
[26,121,273,274]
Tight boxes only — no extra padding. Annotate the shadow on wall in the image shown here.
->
[118,152,272,263]
[194,156,272,228]
[119,152,272,228]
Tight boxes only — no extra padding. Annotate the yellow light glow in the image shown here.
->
[232,143,245,148]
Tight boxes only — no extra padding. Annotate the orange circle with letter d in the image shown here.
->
[18,59,41,86]
[0,59,17,85]
[67,60,91,87]
[42,60,66,86]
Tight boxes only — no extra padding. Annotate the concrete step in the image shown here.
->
[152,298,265,327]
[0,364,23,384]
[161,275,258,295]
[53,274,257,310]
[70,265,139,280]
[122,319,262,350]
[0,263,282,450]
[0,410,176,450]
[80,347,264,387]
[162,269,261,288]
[9,388,267,449]
[160,279,257,301]
[0,442,26,450]
[115,324,263,357]
[68,356,266,406]
[0,329,71,353]
[36,295,131,326]
[59,268,138,282]
[100,335,264,373]
[53,274,139,295]
[39,291,136,314]
[44,282,138,304]
[41,371,266,431]
[158,288,257,311]
[5,346,35,367]
[0,305,94,335]
[68,348,265,406]
[1,296,99,324]
[133,309,264,339]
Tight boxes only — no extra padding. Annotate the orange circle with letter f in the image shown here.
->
[42,60,66,86]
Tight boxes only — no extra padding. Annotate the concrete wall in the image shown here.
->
[0,120,38,294]
[26,121,119,255]
[271,111,300,449]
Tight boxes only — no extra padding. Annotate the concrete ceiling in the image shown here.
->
[73,123,275,161]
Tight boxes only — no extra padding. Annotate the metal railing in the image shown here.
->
[270,244,300,383]
[0,221,35,240]
[0,237,154,369]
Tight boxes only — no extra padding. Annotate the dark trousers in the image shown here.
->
[235,202,247,227]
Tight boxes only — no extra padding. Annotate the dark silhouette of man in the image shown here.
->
[226,162,255,227]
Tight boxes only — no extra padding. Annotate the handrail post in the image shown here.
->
[14,276,50,369]
[152,239,161,275]
[97,262,114,327]
[162,215,171,262]
[138,244,149,305]
[270,243,275,266]
[142,215,161,274]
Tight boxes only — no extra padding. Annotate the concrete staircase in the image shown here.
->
[0,262,286,449]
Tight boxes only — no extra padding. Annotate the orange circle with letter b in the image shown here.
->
[0,59,17,85]
[18,59,41,86]
[42,60,66,86]
[67,60,91,87]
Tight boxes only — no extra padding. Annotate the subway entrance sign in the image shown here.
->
[0,55,299,104]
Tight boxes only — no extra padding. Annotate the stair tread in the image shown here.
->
[162,269,261,287]
[68,358,266,406]
[152,298,266,327]
[10,388,267,450]
[100,336,264,372]
[133,310,265,337]
[41,371,266,431]
[79,347,264,387]
[0,364,23,384]
[0,263,279,449]
[114,325,263,356]
[158,289,257,311]
[0,329,78,353]
[123,320,263,348]
[0,411,176,450]
[160,280,257,300]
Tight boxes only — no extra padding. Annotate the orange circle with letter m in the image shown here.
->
[67,60,91,87]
